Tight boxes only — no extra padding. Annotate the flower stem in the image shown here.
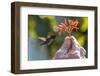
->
[67,31,71,37]
[69,33,71,37]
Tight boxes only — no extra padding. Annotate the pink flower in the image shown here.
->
[57,19,67,32]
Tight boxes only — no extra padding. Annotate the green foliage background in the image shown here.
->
[28,15,88,60]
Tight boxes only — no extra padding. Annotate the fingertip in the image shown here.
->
[70,36,75,39]
[65,36,70,40]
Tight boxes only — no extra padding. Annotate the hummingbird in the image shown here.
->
[38,35,56,46]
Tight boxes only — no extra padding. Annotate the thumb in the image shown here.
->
[71,36,80,51]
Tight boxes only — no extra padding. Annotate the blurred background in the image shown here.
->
[28,15,88,61]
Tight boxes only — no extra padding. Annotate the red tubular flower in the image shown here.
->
[68,20,79,30]
[57,19,79,36]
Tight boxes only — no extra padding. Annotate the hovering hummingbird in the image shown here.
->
[38,35,56,46]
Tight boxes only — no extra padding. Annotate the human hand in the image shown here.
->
[53,36,86,59]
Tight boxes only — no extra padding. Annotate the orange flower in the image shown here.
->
[67,20,79,33]
[57,19,79,35]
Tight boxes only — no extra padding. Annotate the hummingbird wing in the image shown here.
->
[38,37,47,46]
[38,35,56,46]
[38,37,46,41]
